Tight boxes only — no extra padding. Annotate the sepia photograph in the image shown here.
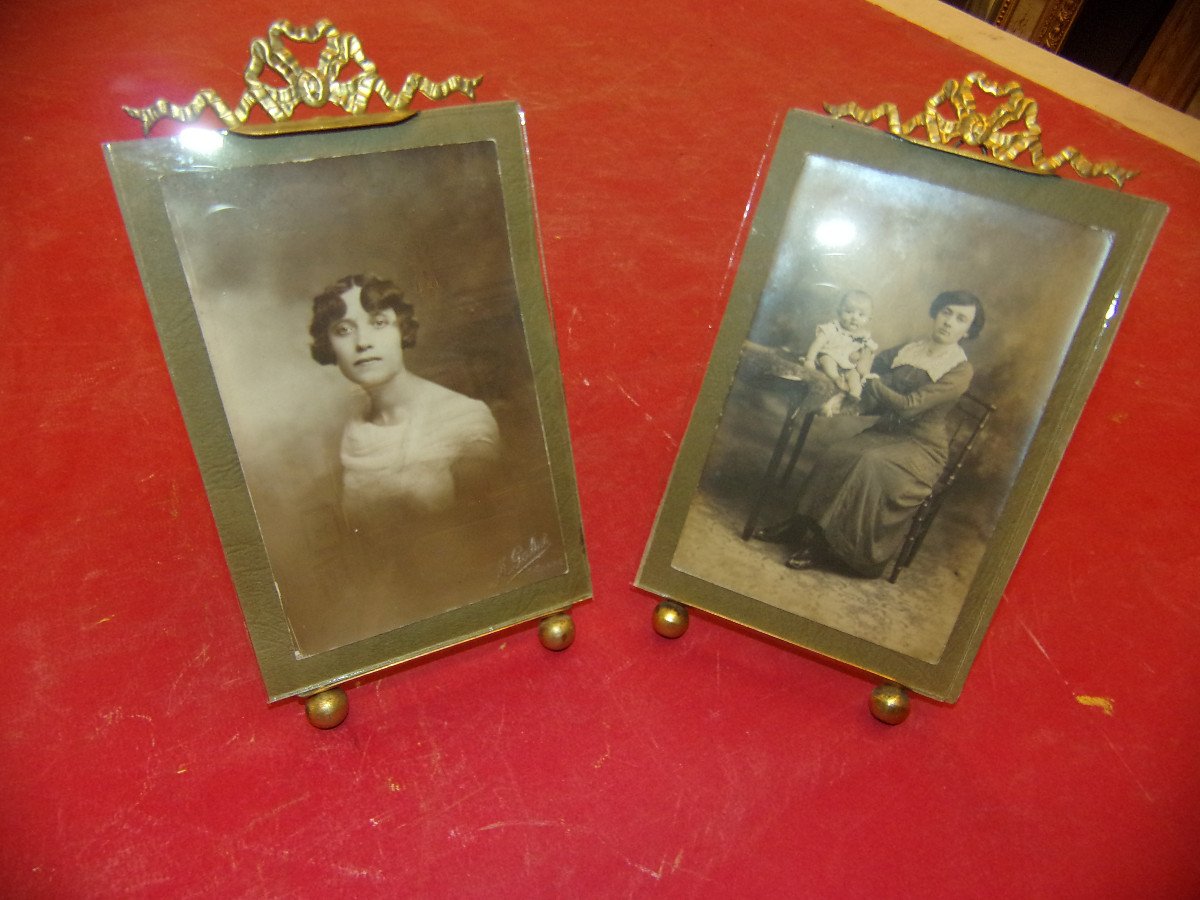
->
[160,139,567,656]
[107,103,589,699]
[670,154,1112,664]
[638,110,1166,700]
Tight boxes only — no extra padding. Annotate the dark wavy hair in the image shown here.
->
[309,274,419,365]
[929,289,985,341]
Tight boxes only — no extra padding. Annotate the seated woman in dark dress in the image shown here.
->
[772,289,985,578]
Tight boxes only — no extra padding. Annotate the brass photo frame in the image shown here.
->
[106,101,590,702]
[637,108,1165,702]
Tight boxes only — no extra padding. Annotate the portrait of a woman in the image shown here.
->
[309,273,501,535]
[154,139,573,659]
[761,289,985,578]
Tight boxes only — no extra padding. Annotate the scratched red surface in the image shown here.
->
[2,1,1198,896]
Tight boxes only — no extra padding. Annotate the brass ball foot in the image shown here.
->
[305,687,349,729]
[652,600,689,639]
[869,683,910,725]
[538,612,575,651]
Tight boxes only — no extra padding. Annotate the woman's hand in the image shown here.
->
[854,348,875,377]
[869,363,972,418]
[860,376,883,407]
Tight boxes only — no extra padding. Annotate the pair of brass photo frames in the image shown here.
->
[108,20,1163,728]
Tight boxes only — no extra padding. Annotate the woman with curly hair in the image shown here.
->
[309,273,500,532]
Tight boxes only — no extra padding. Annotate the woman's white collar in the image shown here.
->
[892,340,967,382]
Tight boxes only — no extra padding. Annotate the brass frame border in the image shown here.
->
[636,109,1165,703]
[105,102,590,701]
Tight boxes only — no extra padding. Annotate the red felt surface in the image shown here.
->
[3,1,1198,896]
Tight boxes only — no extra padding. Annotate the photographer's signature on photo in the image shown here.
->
[503,534,551,580]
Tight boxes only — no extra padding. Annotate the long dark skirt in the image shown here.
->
[794,427,946,577]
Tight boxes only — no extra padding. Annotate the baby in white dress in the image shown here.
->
[803,290,877,411]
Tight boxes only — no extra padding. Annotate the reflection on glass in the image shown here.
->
[178,127,224,155]
[813,216,857,249]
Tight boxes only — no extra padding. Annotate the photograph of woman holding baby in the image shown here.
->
[660,136,1121,670]
[762,289,984,578]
